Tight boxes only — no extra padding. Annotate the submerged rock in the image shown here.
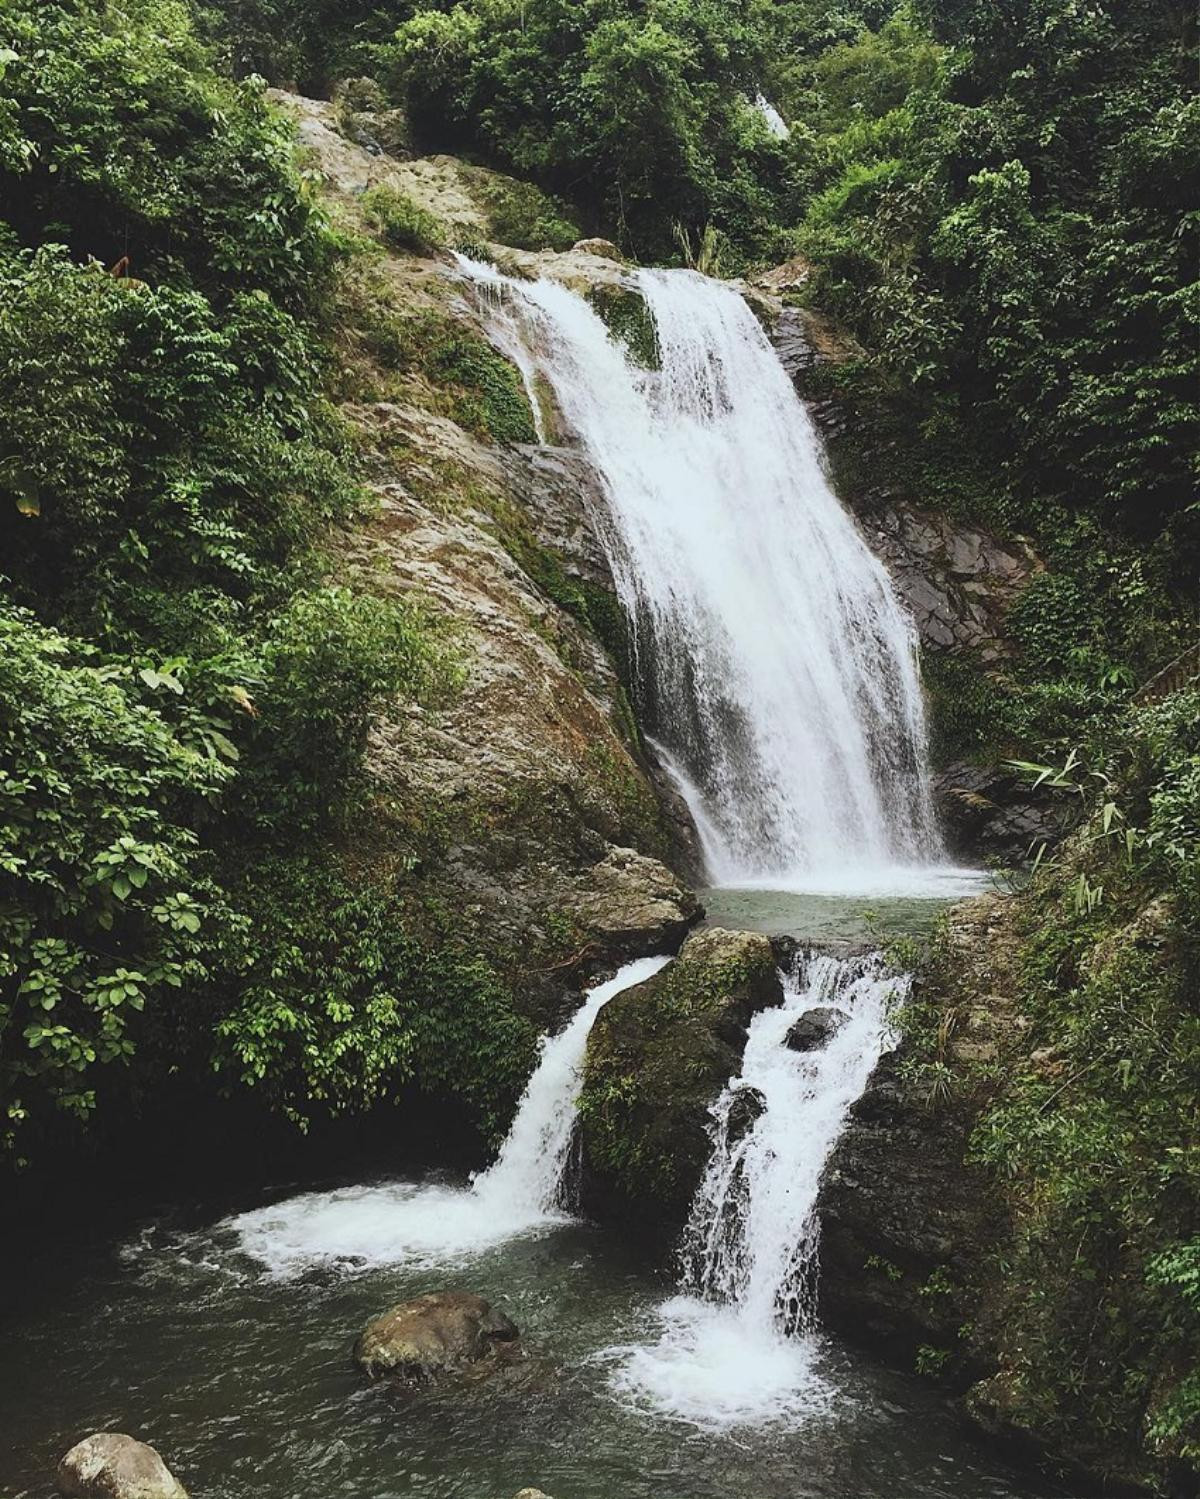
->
[784,1006,847,1053]
[354,1290,519,1383]
[57,1434,188,1499]
[578,927,782,1245]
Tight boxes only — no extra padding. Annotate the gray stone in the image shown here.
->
[57,1434,188,1499]
[784,1006,847,1053]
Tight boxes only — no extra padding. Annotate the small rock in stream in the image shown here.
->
[354,1290,519,1383]
[57,1433,188,1499]
[784,1007,847,1053]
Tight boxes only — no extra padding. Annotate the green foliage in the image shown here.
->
[236,586,458,836]
[0,0,471,1167]
[380,0,796,258]
[794,0,1198,548]
[361,183,447,254]
[0,247,355,641]
[0,0,341,313]
[212,855,538,1138]
[367,308,537,443]
[912,689,1200,1482]
[461,169,581,252]
[0,602,224,1162]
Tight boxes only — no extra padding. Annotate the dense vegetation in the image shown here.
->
[0,0,534,1168]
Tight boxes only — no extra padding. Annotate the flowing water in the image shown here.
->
[606,953,902,1427]
[222,957,669,1276]
[458,256,961,895]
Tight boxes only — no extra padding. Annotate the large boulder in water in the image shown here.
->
[785,1007,847,1053]
[354,1291,519,1382]
[578,927,782,1246]
[57,1434,188,1498]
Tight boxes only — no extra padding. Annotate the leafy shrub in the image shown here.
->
[237,586,458,835]
[361,183,447,254]
[212,856,538,1137]
[0,246,356,647]
[0,602,226,1163]
[0,0,342,314]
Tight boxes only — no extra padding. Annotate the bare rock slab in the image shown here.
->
[354,1290,519,1382]
[57,1434,188,1499]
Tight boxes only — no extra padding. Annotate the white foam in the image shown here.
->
[605,954,902,1427]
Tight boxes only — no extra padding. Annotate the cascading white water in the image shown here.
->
[222,956,668,1276]
[457,257,952,894]
[605,952,904,1426]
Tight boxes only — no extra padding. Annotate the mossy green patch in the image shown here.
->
[578,930,780,1236]
[587,284,659,371]
[365,309,536,444]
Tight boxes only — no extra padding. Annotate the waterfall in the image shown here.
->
[223,956,668,1276]
[457,257,949,894]
[605,951,904,1426]
[471,955,669,1216]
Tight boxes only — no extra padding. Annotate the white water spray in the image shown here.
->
[754,94,790,139]
[458,257,952,893]
[223,956,668,1276]
[606,952,903,1426]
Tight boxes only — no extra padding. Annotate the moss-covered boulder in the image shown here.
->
[577,927,782,1245]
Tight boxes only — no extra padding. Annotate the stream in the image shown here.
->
[1,1177,1059,1499]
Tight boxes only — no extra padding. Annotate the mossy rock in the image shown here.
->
[578,927,781,1245]
[587,284,659,370]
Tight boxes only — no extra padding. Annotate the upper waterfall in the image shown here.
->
[460,257,948,892]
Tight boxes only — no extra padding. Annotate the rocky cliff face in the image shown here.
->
[275,92,700,1009]
[817,894,1019,1371]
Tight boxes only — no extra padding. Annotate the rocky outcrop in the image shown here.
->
[263,92,701,991]
[354,1291,519,1383]
[817,893,1018,1366]
[57,1435,188,1499]
[933,760,1066,861]
[578,927,782,1245]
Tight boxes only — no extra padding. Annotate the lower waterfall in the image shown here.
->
[605,951,904,1426]
[223,956,668,1275]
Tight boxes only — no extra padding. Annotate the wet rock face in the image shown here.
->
[57,1434,188,1499]
[934,760,1066,861]
[354,1291,519,1383]
[784,1006,847,1053]
[578,927,783,1246]
[726,1084,767,1142]
[764,304,1040,665]
[816,894,1019,1363]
